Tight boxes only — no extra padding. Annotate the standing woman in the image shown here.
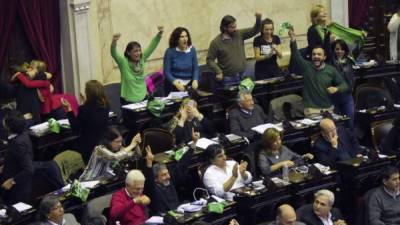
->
[163,27,199,92]
[253,18,282,79]
[61,80,110,163]
[111,26,164,105]
[307,5,334,60]
[330,39,355,129]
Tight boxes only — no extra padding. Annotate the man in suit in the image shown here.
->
[297,189,347,225]
[313,118,363,168]
[229,90,268,141]
[1,110,34,204]
[268,204,306,225]
[35,196,79,225]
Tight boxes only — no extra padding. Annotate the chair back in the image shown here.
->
[268,94,304,122]
[82,193,112,224]
[104,83,121,120]
[371,119,394,151]
[53,150,85,183]
[354,84,393,110]
[141,128,175,154]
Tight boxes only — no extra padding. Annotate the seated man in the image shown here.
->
[203,144,252,201]
[268,204,306,225]
[109,170,150,225]
[36,196,79,225]
[313,118,363,168]
[143,145,194,215]
[229,90,268,141]
[368,166,400,225]
[297,189,347,225]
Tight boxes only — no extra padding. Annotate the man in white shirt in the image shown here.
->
[203,144,252,200]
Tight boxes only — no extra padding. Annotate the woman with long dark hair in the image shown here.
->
[79,127,141,181]
[61,80,110,163]
[111,26,163,105]
[163,27,199,92]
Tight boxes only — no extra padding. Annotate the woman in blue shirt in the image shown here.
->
[163,27,199,92]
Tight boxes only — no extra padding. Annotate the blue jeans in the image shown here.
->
[332,92,355,129]
[221,72,245,87]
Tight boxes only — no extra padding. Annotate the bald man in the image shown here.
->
[268,204,306,225]
[313,118,363,168]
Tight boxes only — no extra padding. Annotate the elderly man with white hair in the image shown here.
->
[229,90,268,141]
[297,189,347,225]
[109,169,150,225]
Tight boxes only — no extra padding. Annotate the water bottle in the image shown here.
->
[282,163,289,182]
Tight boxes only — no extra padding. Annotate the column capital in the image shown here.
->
[70,0,91,12]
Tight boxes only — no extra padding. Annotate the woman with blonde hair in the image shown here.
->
[168,98,215,145]
[306,4,334,59]
[61,80,110,162]
[257,128,313,177]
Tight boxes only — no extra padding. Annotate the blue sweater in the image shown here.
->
[163,46,199,83]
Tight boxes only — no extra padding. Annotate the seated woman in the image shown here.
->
[258,128,313,177]
[203,144,252,200]
[168,98,215,145]
[79,127,141,181]
[61,80,110,163]
[253,18,282,79]
[163,27,199,92]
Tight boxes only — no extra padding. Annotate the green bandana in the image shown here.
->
[147,99,166,117]
[66,180,90,202]
[278,22,294,36]
[207,202,227,214]
[239,78,255,92]
[48,118,60,133]
[327,22,365,45]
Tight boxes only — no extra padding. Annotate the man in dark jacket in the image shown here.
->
[229,90,268,141]
[143,145,194,215]
[297,189,347,225]
[313,118,363,168]
[1,110,34,204]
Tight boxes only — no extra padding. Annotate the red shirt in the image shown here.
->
[109,188,147,225]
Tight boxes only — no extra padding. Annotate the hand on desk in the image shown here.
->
[279,160,295,168]
[229,219,240,225]
[216,73,223,81]
[173,80,186,92]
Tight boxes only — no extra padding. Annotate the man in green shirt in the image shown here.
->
[206,13,261,87]
[288,29,348,118]
[111,26,163,104]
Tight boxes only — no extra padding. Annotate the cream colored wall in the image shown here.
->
[87,0,331,84]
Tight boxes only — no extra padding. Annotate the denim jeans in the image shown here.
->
[331,92,355,129]
[221,72,245,87]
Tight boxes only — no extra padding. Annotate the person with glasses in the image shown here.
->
[79,127,141,181]
[313,118,363,168]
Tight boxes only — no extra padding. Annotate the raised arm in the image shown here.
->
[110,33,126,65]
[289,29,309,74]
[239,13,262,40]
[142,26,163,61]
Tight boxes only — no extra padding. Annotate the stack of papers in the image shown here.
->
[122,100,148,110]
[251,123,283,134]
[296,118,319,126]
[164,91,188,100]
[145,216,164,224]
[30,119,70,136]
[192,138,217,149]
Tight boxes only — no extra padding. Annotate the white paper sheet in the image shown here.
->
[251,123,283,134]
[12,202,32,212]
[145,216,164,224]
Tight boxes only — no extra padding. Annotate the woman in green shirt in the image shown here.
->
[111,26,163,104]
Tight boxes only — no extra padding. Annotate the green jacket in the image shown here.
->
[111,33,161,103]
[290,41,348,108]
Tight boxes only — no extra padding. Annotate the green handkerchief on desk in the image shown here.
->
[207,201,228,214]
[66,180,90,202]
